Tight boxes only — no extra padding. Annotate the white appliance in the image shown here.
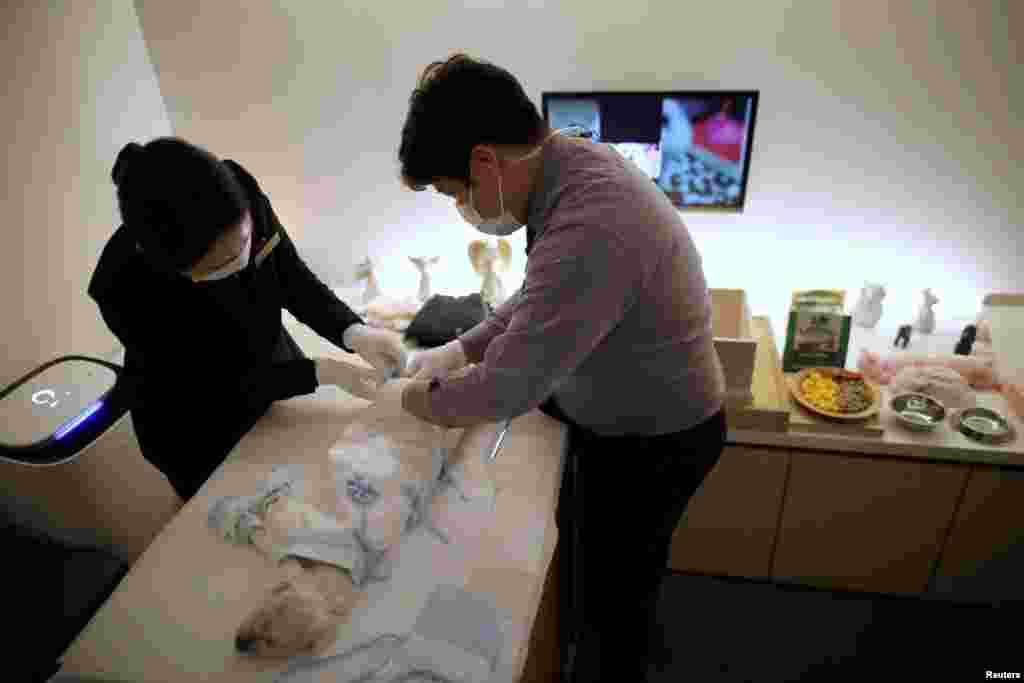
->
[0,356,130,467]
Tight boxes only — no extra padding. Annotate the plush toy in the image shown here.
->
[351,256,421,331]
[894,324,913,349]
[913,288,939,334]
[468,239,511,308]
[354,257,381,306]
[954,324,977,356]
[852,283,886,329]
[857,348,1002,390]
[409,256,439,303]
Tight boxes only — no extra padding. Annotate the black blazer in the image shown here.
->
[88,160,363,461]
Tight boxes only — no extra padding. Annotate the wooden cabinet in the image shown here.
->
[668,446,789,579]
[930,465,1024,604]
[771,452,968,595]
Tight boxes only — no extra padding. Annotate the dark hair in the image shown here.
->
[398,54,546,191]
[112,137,250,272]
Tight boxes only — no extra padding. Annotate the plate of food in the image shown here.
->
[789,367,880,420]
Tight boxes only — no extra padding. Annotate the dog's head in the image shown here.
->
[234,579,344,658]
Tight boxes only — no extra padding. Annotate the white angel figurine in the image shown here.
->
[468,239,511,308]
[409,256,439,303]
[354,257,380,306]
[913,288,939,334]
[352,256,420,332]
[852,283,886,329]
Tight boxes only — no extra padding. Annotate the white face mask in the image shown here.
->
[457,173,521,236]
[456,128,569,236]
[195,238,251,281]
[193,219,253,282]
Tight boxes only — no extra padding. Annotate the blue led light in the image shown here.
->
[55,400,104,440]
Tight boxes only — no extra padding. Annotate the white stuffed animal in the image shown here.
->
[409,256,439,303]
[852,283,886,329]
[468,239,511,308]
[913,288,940,334]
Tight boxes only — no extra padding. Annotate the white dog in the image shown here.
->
[210,382,468,659]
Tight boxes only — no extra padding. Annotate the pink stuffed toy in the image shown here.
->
[857,349,1003,391]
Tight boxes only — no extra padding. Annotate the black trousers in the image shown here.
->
[542,398,727,682]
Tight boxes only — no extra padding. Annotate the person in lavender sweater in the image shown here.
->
[391,54,727,682]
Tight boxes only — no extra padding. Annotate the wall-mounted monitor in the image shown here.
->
[542,90,759,212]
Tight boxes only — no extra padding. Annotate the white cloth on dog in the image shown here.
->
[207,420,458,589]
[207,465,309,547]
[329,425,452,562]
[208,465,374,581]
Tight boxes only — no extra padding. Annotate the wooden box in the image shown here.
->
[710,288,758,406]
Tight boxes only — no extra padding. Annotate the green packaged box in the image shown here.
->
[782,290,852,372]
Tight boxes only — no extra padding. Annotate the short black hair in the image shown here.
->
[111,137,250,272]
[398,54,546,191]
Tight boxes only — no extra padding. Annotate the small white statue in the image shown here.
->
[852,282,886,329]
[354,257,380,306]
[409,256,439,303]
[468,239,511,308]
[913,288,939,334]
[351,256,420,331]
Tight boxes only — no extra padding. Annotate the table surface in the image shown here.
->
[732,312,1024,466]
[58,342,567,682]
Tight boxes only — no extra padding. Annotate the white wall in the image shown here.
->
[0,1,173,387]
[0,2,182,557]
[134,0,1020,345]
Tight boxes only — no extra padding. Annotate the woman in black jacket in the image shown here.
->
[89,137,404,502]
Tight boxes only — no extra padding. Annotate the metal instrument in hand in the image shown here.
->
[488,419,511,461]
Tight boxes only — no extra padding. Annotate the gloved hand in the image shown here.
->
[404,339,467,381]
[343,323,409,382]
[315,357,380,400]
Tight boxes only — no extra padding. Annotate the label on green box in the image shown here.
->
[782,310,851,372]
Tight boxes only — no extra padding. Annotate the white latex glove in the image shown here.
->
[315,357,380,401]
[356,378,445,443]
[343,324,409,382]
[403,339,467,381]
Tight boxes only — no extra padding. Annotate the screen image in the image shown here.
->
[542,91,759,211]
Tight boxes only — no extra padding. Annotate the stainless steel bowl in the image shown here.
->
[957,407,1015,444]
[890,393,946,431]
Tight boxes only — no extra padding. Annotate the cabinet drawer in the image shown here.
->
[772,452,967,595]
[931,466,1024,603]
[669,446,788,579]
